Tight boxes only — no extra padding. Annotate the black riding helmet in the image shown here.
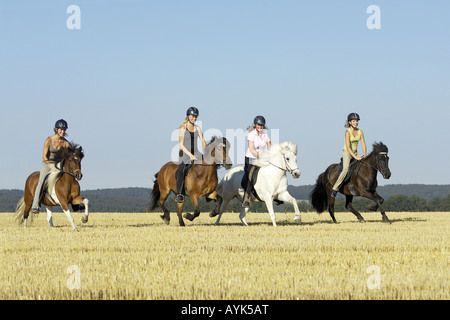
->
[347,113,360,122]
[55,119,68,130]
[186,107,199,117]
[254,115,266,126]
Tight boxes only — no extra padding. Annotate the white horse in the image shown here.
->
[213,141,302,227]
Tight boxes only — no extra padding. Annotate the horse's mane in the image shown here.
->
[52,142,84,163]
[254,141,297,167]
[368,141,388,157]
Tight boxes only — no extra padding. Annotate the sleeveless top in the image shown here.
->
[179,126,202,164]
[344,128,361,152]
[46,138,60,162]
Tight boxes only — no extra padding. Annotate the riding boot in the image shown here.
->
[175,163,187,203]
[242,177,253,208]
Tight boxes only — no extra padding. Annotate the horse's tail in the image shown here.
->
[309,173,328,213]
[148,173,160,212]
[14,196,34,225]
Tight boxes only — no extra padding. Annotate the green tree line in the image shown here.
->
[1,188,449,213]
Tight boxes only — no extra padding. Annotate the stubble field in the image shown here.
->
[0,210,448,300]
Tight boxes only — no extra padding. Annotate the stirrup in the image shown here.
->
[176,194,185,203]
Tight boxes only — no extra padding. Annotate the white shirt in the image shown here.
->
[246,129,271,160]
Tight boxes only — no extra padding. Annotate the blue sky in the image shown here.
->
[1,1,449,190]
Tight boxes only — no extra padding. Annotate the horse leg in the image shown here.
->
[157,189,171,225]
[327,194,338,223]
[81,198,89,223]
[239,207,249,226]
[184,196,200,221]
[360,191,390,223]
[345,195,365,222]
[176,201,185,227]
[46,207,54,227]
[214,196,231,225]
[207,191,222,217]
[262,196,277,227]
[59,201,77,232]
[277,191,301,224]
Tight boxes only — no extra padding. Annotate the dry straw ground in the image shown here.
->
[0,210,448,299]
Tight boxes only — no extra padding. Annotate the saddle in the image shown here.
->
[334,157,362,194]
[174,163,193,194]
[241,166,283,205]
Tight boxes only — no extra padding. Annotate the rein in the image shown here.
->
[269,154,299,175]
[359,152,387,173]
[55,161,81,179]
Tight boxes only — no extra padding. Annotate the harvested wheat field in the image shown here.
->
[0,210,448,300]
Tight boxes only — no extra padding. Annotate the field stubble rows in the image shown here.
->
[0,211,448,299]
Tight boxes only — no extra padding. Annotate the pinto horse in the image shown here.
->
[15,143,89,231]
[149,136,232,226]
[310,142,391,223]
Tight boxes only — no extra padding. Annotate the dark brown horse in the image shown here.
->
[310,142,391,223]
[149,136,232,226]
[15,143,89,231]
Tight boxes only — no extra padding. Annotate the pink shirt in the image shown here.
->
[246,129,271,159]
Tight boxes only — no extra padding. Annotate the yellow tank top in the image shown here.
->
[343,128,361,152]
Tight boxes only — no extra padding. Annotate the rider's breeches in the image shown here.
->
[332,149,358,191]
[32,162,52,209]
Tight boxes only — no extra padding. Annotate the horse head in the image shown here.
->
[58,143,84,181]
[256,141,301,178]
[373,142,391,179]
[279,142,301,179]
[205,137,232,169]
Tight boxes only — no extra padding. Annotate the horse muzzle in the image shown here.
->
[382,170,391,179]
[292,169,301,179]
[75,172,83,181]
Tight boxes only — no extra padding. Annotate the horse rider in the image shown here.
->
[32,119,70,213]
[242,115,272,208]
[175,107,207,203]
[331,112,367,198]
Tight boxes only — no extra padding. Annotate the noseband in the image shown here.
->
[269,154,300,176]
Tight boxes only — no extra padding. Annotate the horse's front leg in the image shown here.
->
[345,195,365,223]
[262,195,277,227]
[45,207,54,227]
[360,191,390,223]
[207,191,222,217]
[176,201,186,227]
[277,191,301,224]
[81,198,89,223]
[60,202,78,232]
[184,196,200,221]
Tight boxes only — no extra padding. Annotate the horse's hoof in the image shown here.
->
[209,211,219,217]
[81,216,88,223]
[183,213,194,221]
[359,219,366,223]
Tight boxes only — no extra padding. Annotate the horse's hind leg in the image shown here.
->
[345,195,365,222]
[158,189,171,225]
[328,195,338,223]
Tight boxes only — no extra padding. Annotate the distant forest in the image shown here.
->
[1,184,449,213]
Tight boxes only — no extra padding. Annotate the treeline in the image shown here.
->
[1,186,450,213]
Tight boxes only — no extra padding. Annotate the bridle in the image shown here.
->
[269,153,300,176]
[360,152,388,175]
[55,158,82,179]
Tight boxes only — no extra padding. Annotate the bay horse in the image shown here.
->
[213,141,301,227]
[15,143,89,231]
[310,142,391,223]
[149,136,232,226]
